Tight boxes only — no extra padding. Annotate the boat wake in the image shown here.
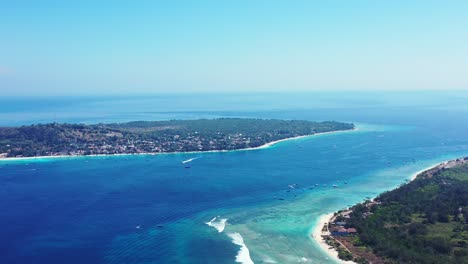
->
[181,157,199,164]
[227,232,254,264]
[205,216,228,233]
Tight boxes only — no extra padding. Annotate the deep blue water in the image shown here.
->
[0,92,468,263]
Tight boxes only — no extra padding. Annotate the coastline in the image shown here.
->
[0,127,357,162]
[311,213,356,263]
[408,160,450,181]
[311,157,465,263]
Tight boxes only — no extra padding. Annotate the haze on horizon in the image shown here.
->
[1,1,468,96]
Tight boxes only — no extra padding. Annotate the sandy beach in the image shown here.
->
[408,160,454,181]
[251,127,358,150]
[310,158,464,263]
[311,213,356,264]
[0,127,357,162]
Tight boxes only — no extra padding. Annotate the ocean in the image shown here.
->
[1,91,468,263]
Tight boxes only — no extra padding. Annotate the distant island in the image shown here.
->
[321,158,468,264]
[0,118,354,158]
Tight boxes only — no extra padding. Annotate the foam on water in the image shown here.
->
[227,232,254,264]
[206,216,228,233]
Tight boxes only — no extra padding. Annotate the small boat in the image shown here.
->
[184,165,191,168]
[332,184,338,188]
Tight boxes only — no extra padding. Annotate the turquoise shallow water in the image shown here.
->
[1,93,468,263]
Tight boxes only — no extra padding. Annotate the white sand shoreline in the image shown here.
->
[310,158,462,264]
[311,214,339,262]
[0,127,357,163]
[312,213,356,263]
[408,161,448,181]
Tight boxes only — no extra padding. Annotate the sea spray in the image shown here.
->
[205,216,228,233]
[227,232,254,264]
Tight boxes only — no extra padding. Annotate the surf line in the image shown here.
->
[206,217,255,264]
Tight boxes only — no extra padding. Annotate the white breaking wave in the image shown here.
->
[205,216,227,233]
[227,232,254,264]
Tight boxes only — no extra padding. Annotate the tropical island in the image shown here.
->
[320,158,468,264]
[0,118,354,158]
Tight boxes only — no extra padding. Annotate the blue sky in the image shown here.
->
[1,1,468,95]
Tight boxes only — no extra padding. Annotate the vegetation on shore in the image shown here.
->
[0,118,354,158]
[330,158,468,264]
